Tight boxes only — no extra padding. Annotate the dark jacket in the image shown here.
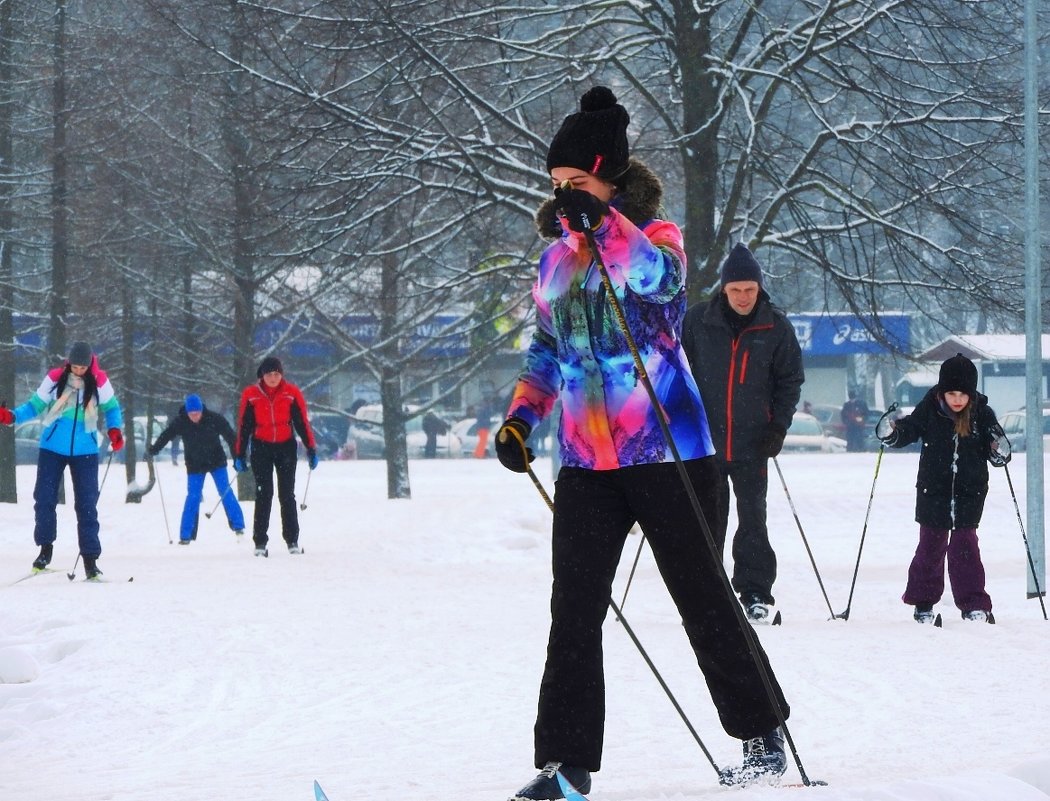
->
[890,387,1001,528]
[151,406,236,474]
[681,293,804,462]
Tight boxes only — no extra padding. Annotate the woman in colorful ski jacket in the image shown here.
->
[881,353,1008,623]
[496,87,789,801]
[234,356,317,556]
[0,341,123,579]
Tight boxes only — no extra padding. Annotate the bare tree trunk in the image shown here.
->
[121,277,140,499]
[677,11,721,303]
[48,0,67,364]
[0,0,17,502]
[379,221,410,500]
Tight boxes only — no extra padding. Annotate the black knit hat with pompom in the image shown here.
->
[545,86,630,182]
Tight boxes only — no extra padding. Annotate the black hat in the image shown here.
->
[68,341,92,367]
[938,353,978,396]
[720,244,763,287]
[545,86,630,182]
[257,356,284,378]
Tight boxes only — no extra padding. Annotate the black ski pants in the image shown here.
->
[249,439,299,547]
[716,458,776,605]
[533,457,788,772]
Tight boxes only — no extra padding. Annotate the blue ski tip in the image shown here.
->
[314,779,330,801]
[555,771,589,801]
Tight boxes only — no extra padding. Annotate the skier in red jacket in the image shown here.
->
[234,356,318,557]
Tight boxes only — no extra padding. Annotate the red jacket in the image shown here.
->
[235,378,316,457]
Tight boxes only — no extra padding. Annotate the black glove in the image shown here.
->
[553,186,609,233]
[495,418,535,473]
[759,422,786,458]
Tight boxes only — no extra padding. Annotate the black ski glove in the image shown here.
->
[495,418,535,473]
[553,186,609,233]
[759,422,786,459]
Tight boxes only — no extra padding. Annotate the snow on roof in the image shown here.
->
[919,334,1050,362]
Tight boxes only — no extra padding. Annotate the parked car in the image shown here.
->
[782,411,847,453]
[310,412,352,459]
[345,404,460,459]
[998,408,1050,453]
[13,421,41,464]
[808,404,846,440]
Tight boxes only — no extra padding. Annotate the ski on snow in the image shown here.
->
[314,780,330,801]
[8,567,61,586]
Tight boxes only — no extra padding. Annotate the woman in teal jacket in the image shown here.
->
[0,341,123,579]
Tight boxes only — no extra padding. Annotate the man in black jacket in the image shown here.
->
[681,244,804,622]
[148,394,246,543]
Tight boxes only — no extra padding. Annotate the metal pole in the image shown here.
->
[1023,0,1045,600]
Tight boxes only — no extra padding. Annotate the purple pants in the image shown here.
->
[902,525,992,613]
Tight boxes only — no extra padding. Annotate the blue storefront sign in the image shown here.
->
[788,313,910,356]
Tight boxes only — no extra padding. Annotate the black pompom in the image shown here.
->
[580,86,616,112]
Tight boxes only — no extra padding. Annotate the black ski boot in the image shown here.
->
[719,727,787,786]
[32,543,54,571]
[509,762,591,800]
[83,555,103,581]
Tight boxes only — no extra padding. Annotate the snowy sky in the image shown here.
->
[2,452,1049,801]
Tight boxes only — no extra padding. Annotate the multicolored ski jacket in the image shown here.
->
[507,162,714,470]
[13,354,123,457]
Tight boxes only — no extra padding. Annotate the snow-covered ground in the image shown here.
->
[1,451,1049,801]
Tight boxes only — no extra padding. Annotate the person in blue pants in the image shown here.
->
[0,341,124,579]
[148,394,245,543]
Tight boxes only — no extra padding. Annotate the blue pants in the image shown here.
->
[180,468,245,542]
[33,448,101,557]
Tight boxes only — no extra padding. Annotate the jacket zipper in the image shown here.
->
[723,321,774,462]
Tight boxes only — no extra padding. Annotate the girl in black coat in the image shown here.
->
[881,354,1009,623]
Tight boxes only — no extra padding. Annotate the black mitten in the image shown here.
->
[553,186,609,233]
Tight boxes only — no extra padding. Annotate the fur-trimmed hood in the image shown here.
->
[534,157,664,241]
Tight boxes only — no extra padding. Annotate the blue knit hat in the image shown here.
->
[185,394,204,413]
[720,243,763,287]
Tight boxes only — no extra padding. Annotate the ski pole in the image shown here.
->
[1002,462,1048,620]
[67,450,118,579]
[205,482,234,519]
[834,412,897,621]
[155,460,174,545]
[617,528,645,612]
[300,466,312,511]
[772,457,836,618]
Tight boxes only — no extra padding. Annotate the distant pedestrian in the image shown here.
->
[234,356,318,557]
[422,410,449,458]
[148,394,245,544]
[841,389,870,452]
[0,341,123,580]
[878,353,1009,623]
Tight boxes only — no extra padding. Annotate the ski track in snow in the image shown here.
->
[1,454,1048,801]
